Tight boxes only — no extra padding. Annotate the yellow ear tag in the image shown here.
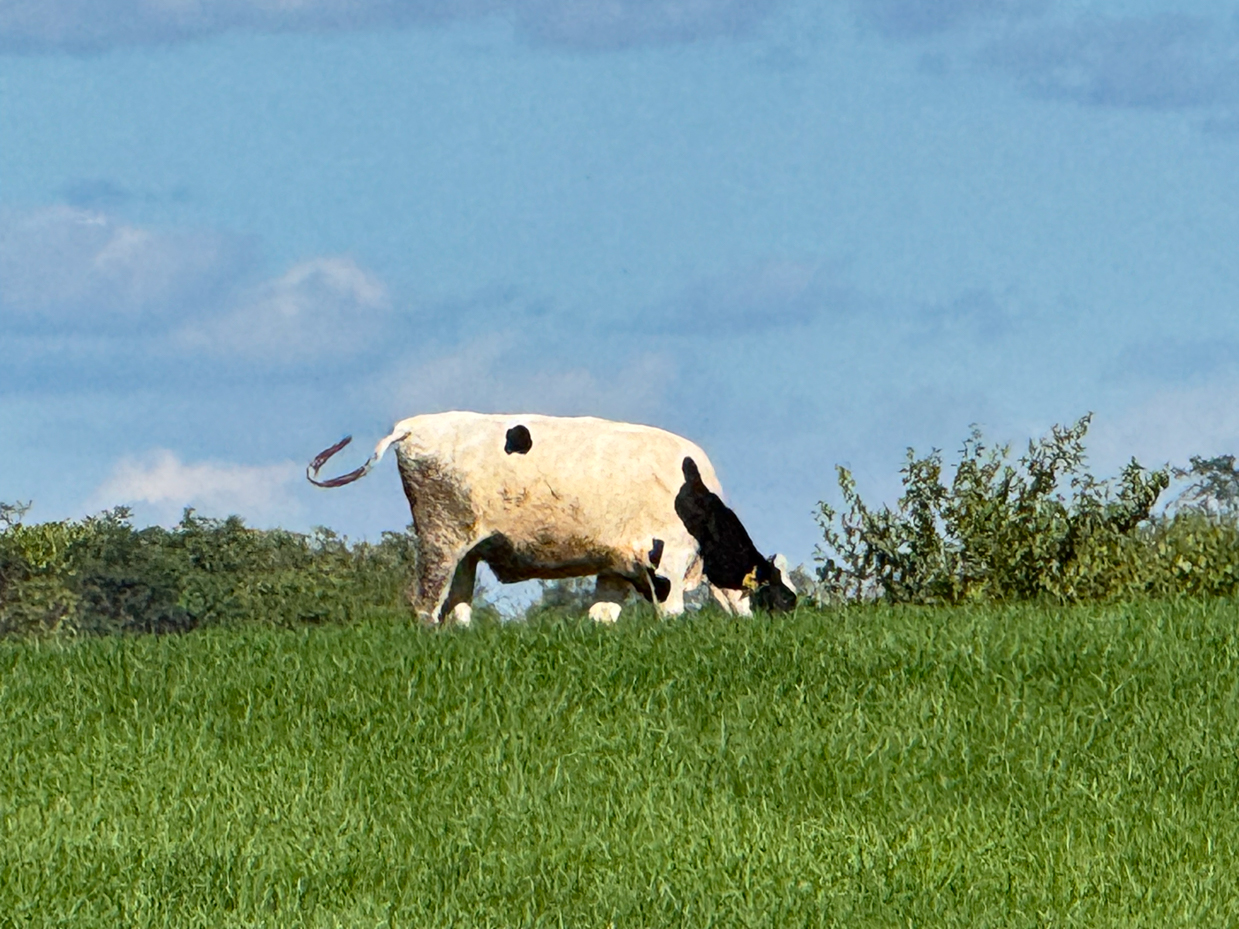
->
[742,568,760,592]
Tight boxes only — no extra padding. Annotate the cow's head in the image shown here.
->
[750,552,798,613]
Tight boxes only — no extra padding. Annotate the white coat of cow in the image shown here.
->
[308,412,734,625]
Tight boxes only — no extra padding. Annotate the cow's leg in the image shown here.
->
[711,584,752,617]
[655,546,695,616]
[409,536,475,625]
[439,548,481,627]
[589,572,631,623]
[398,457,478,625]
[593,572,630,603]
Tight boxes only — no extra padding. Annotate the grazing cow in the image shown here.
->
[307,412,796,624]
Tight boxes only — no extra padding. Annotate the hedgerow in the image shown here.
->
[814,415,1239,604]
[0,507,415,636]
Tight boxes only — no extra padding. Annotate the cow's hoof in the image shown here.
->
[588,602,622,624]
[450,602,473,627]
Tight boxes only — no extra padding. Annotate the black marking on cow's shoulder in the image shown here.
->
[650,573,671,603]
[648,538,664,570]
[674,455,796,612]
[504,425,533,455]
[636,566,671,604]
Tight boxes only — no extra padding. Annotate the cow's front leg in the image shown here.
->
[711,584,751,616]
[652,544,700,617]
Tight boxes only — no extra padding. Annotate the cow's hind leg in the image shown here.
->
[409,536,475,626]
[398,457,478,626]
[440,549,481,627]
[589,572,630,623]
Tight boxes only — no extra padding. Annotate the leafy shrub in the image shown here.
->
[0,507,417,637]
[1174,453,1239,515]
[812,415,1239,605]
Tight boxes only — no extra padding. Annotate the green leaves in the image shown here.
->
[0,509,416,636]
[814,416,1196,604]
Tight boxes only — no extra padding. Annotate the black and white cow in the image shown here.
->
[308,412,796,624]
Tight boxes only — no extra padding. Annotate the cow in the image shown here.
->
[307,412,796,625]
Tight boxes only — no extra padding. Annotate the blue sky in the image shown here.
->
[3,0,1239,572]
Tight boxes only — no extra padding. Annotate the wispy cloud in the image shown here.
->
[59,177,191,210]
[910,288,1014,343]
[636,258,1017,350]
[0,0,783,55]
[1107,337,1239,386]
[0,0,471,54]
[177,256,393,365]
[854,0,1043,40]
[0,205,253,331]
[0,206,399,376]
[854,3,1239,127]
[89,449,301,525]
[515,0,780,51]
[60,178,134,210]
[640,258,862,336]
[379,331,672,423]
[981,14,1239,112]
[1090,376,1239,473]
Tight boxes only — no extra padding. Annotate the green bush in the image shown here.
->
[0,508,416,637]
[815,415,1239,604]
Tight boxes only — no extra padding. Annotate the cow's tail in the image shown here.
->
[306,427,410,488]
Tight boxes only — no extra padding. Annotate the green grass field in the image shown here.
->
[5,601,1239,927]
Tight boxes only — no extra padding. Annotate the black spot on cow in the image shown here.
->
[504,424,532,455]
[675,456,796,612]
[647,572,671,603]
[648,538,664,570]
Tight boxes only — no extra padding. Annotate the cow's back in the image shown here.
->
[392,412,721,562]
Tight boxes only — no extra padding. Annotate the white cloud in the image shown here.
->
[0,205,250,329]
[178,255,392,364]
[89,449,301,525]
[0,206,396,368]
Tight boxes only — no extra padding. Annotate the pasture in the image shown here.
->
[4,600,1239,927]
